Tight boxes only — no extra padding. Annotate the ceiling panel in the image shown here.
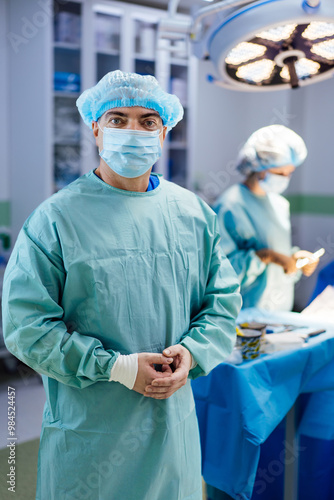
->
[116,0,221,15]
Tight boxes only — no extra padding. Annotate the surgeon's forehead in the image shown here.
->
[101,107,162,120]
[269,164,296,175]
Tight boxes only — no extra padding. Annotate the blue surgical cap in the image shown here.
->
[236,125,308,176]
[76,70,184,131]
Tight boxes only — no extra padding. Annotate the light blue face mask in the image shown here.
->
[98,124,163,178]
[259,172,291,194]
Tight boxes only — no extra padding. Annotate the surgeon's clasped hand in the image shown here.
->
[144,345,192,400]
[132,353,174,396]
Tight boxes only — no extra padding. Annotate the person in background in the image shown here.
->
[2,70,241,500]
[214,125,319,312]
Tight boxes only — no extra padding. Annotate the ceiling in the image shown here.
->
[117,0,221,15]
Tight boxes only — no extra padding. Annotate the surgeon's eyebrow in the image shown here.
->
[103,110,161,119]
[139,112,161,119]
[104,111,128,118]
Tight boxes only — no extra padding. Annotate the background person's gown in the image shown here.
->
[2,171,241,500]
[215,184,301,311]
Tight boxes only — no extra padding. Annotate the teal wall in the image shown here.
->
[0,201,10,226]
[288,195,334,216]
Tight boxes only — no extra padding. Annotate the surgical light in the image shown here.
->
[280,57,320,80]
[161,0,334,91]
[256,24,297,43]
[311,39,334,60]
[302,21,334,40]
[191,0,334,91]
[236,59,275,82]
[225,42,267,65]
[219,17,334,90]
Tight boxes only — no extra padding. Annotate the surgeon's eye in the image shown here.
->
[103,116,127,128]
[143,120,159,131]
[110,118,123,126]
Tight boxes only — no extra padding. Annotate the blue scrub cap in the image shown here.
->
[236,125,308,176]
[76,70,184,131]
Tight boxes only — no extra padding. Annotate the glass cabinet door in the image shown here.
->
[53,1,82,191]
[168,61,189,187]
[134,18,157,77]
[95,12,121,81]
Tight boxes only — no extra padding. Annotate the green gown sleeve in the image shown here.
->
[216,204,267,289]
[180,219,242,379]
[2,222,117,389]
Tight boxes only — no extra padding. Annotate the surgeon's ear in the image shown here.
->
[162,126,167,141]
[159,126,168,149]
[92,121,100,146]
[92,121,98,136]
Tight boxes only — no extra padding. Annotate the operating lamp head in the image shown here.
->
[194,0,334,91]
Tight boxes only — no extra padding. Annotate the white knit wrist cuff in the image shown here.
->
[109,353,139,390]
[190,354,197,370]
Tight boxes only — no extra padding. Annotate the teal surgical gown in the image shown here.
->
[2,171,241,500]
[215,183,300,311]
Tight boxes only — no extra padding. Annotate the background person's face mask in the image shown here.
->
[259,172,291,194]
[98,125,162,178]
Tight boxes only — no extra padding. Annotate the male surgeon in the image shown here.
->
[2,70,241,500]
